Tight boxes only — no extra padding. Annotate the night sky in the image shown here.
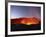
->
[10,5,41,19]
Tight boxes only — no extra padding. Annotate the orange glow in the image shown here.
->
[11,17,40,25]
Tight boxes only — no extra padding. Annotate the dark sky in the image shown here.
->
[10,5,41,19]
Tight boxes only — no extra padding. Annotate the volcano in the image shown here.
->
[11,17,41,25]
